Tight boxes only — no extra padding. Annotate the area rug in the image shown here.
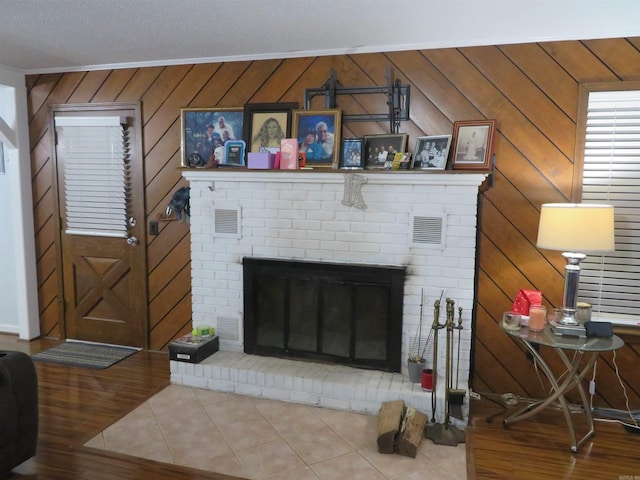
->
[32,341,139,369]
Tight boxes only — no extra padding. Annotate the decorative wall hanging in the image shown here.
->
[341,172,368,210]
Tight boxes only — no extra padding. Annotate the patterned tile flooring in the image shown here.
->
[86,384,466,480]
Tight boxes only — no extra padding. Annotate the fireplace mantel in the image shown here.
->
[182,168,488,187]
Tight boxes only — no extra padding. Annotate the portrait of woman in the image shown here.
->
[250,115,286,152]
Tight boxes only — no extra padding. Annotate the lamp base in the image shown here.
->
[549,320,586,338]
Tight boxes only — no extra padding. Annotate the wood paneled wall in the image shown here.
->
[27,37,640,409]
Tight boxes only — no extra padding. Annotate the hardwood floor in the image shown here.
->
[1,335,242,479]
[467,394,640,479]
[2,334,638,479]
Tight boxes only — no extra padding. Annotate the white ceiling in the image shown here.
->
[1,0,640,74]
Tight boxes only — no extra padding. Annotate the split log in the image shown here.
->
[376,400,405,454]
[394,406,428,458]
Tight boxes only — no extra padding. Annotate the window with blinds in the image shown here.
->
[579,90,640,325]
[55,116,130,238]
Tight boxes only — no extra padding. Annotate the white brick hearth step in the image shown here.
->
[170,351,434,416]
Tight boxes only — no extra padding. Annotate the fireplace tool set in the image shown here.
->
[425,297,466,446]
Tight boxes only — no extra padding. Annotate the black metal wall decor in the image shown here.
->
[304,66,410,134]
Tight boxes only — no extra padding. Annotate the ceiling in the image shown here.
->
[1,0,640,74]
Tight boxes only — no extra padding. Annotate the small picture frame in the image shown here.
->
[363,134,408,169]
[243,102,298,153]
[339,138,364,169]
[224,140,246,167]
[292,109,342,167]
[414,135,452,170]
[180,107,244,168]
[450,119,497,171]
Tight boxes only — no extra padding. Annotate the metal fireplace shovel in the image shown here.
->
[448,306,466,420]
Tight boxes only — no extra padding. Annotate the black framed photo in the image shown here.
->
[243,102,298,153]
[363,134,408,169]
[292,109,342,167]
[180,107,244,168]
[339,138,364,169]
[413,135,452,170]
[450,119,497,171]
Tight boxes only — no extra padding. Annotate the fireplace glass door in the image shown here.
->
[243,258,404,372]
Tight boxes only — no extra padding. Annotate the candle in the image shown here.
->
[528,305,547,332]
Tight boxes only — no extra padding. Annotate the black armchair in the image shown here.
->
[0,351,38,478]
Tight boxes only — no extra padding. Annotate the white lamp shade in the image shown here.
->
[536,203,615,252]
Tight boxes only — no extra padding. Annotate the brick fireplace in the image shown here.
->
[172,169,486,421]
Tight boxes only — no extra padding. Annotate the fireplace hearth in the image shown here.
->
[243,257,405,372]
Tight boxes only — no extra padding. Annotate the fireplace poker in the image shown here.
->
[448,306,466,421]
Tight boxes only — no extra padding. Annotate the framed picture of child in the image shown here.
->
[450,119,497,171]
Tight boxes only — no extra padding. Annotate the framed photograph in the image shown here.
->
[243,102,298,153]
[180,107,244,168]
[363,134,408,169]
[414,135,452,170]
[292,109,342,167]
[339,138,364,169]
[450,119,497,171]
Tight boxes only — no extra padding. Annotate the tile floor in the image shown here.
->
[86,384,467,480]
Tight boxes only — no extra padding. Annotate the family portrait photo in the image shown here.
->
[339,138,364,169]
[292,109,342,167]
[181,108,243,167]
[363,134,408,169]
[414,135,452,170]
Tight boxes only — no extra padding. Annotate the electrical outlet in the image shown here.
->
[589,380,596,395]
[149,220,159,236]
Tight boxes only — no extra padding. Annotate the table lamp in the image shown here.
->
[536,203,615,336]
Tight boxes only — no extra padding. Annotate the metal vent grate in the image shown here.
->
[217,316,240,342]
[213,206,240,238]
[410,212,446,248]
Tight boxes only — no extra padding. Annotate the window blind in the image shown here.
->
[55,116,130,238]
[580,90,640,324]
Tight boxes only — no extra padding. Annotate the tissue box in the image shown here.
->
[169,334,219,363]
[247,152,276,169]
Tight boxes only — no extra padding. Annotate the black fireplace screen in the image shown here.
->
[243,257,404,372]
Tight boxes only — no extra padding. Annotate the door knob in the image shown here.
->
[126,236,138,245]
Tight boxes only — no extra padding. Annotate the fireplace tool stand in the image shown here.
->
[425,298,466,446]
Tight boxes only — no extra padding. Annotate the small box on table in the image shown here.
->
[169,334,219,363]
[247,152,276,169]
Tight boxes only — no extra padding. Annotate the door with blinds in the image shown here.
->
[53,104,148,348]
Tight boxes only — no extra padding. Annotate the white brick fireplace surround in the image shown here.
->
[173,169,487,424]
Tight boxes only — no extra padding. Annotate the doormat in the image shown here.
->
[32,341,139,369]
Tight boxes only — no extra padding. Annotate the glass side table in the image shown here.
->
[502,325,624,452]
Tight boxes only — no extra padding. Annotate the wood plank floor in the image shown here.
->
[2,334,639,479]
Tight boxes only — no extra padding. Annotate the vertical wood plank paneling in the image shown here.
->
[26,37,640,408]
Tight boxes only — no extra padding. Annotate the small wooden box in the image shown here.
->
[169,334,219,363]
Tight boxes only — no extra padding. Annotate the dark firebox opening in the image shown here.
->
[243,257,405,372]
